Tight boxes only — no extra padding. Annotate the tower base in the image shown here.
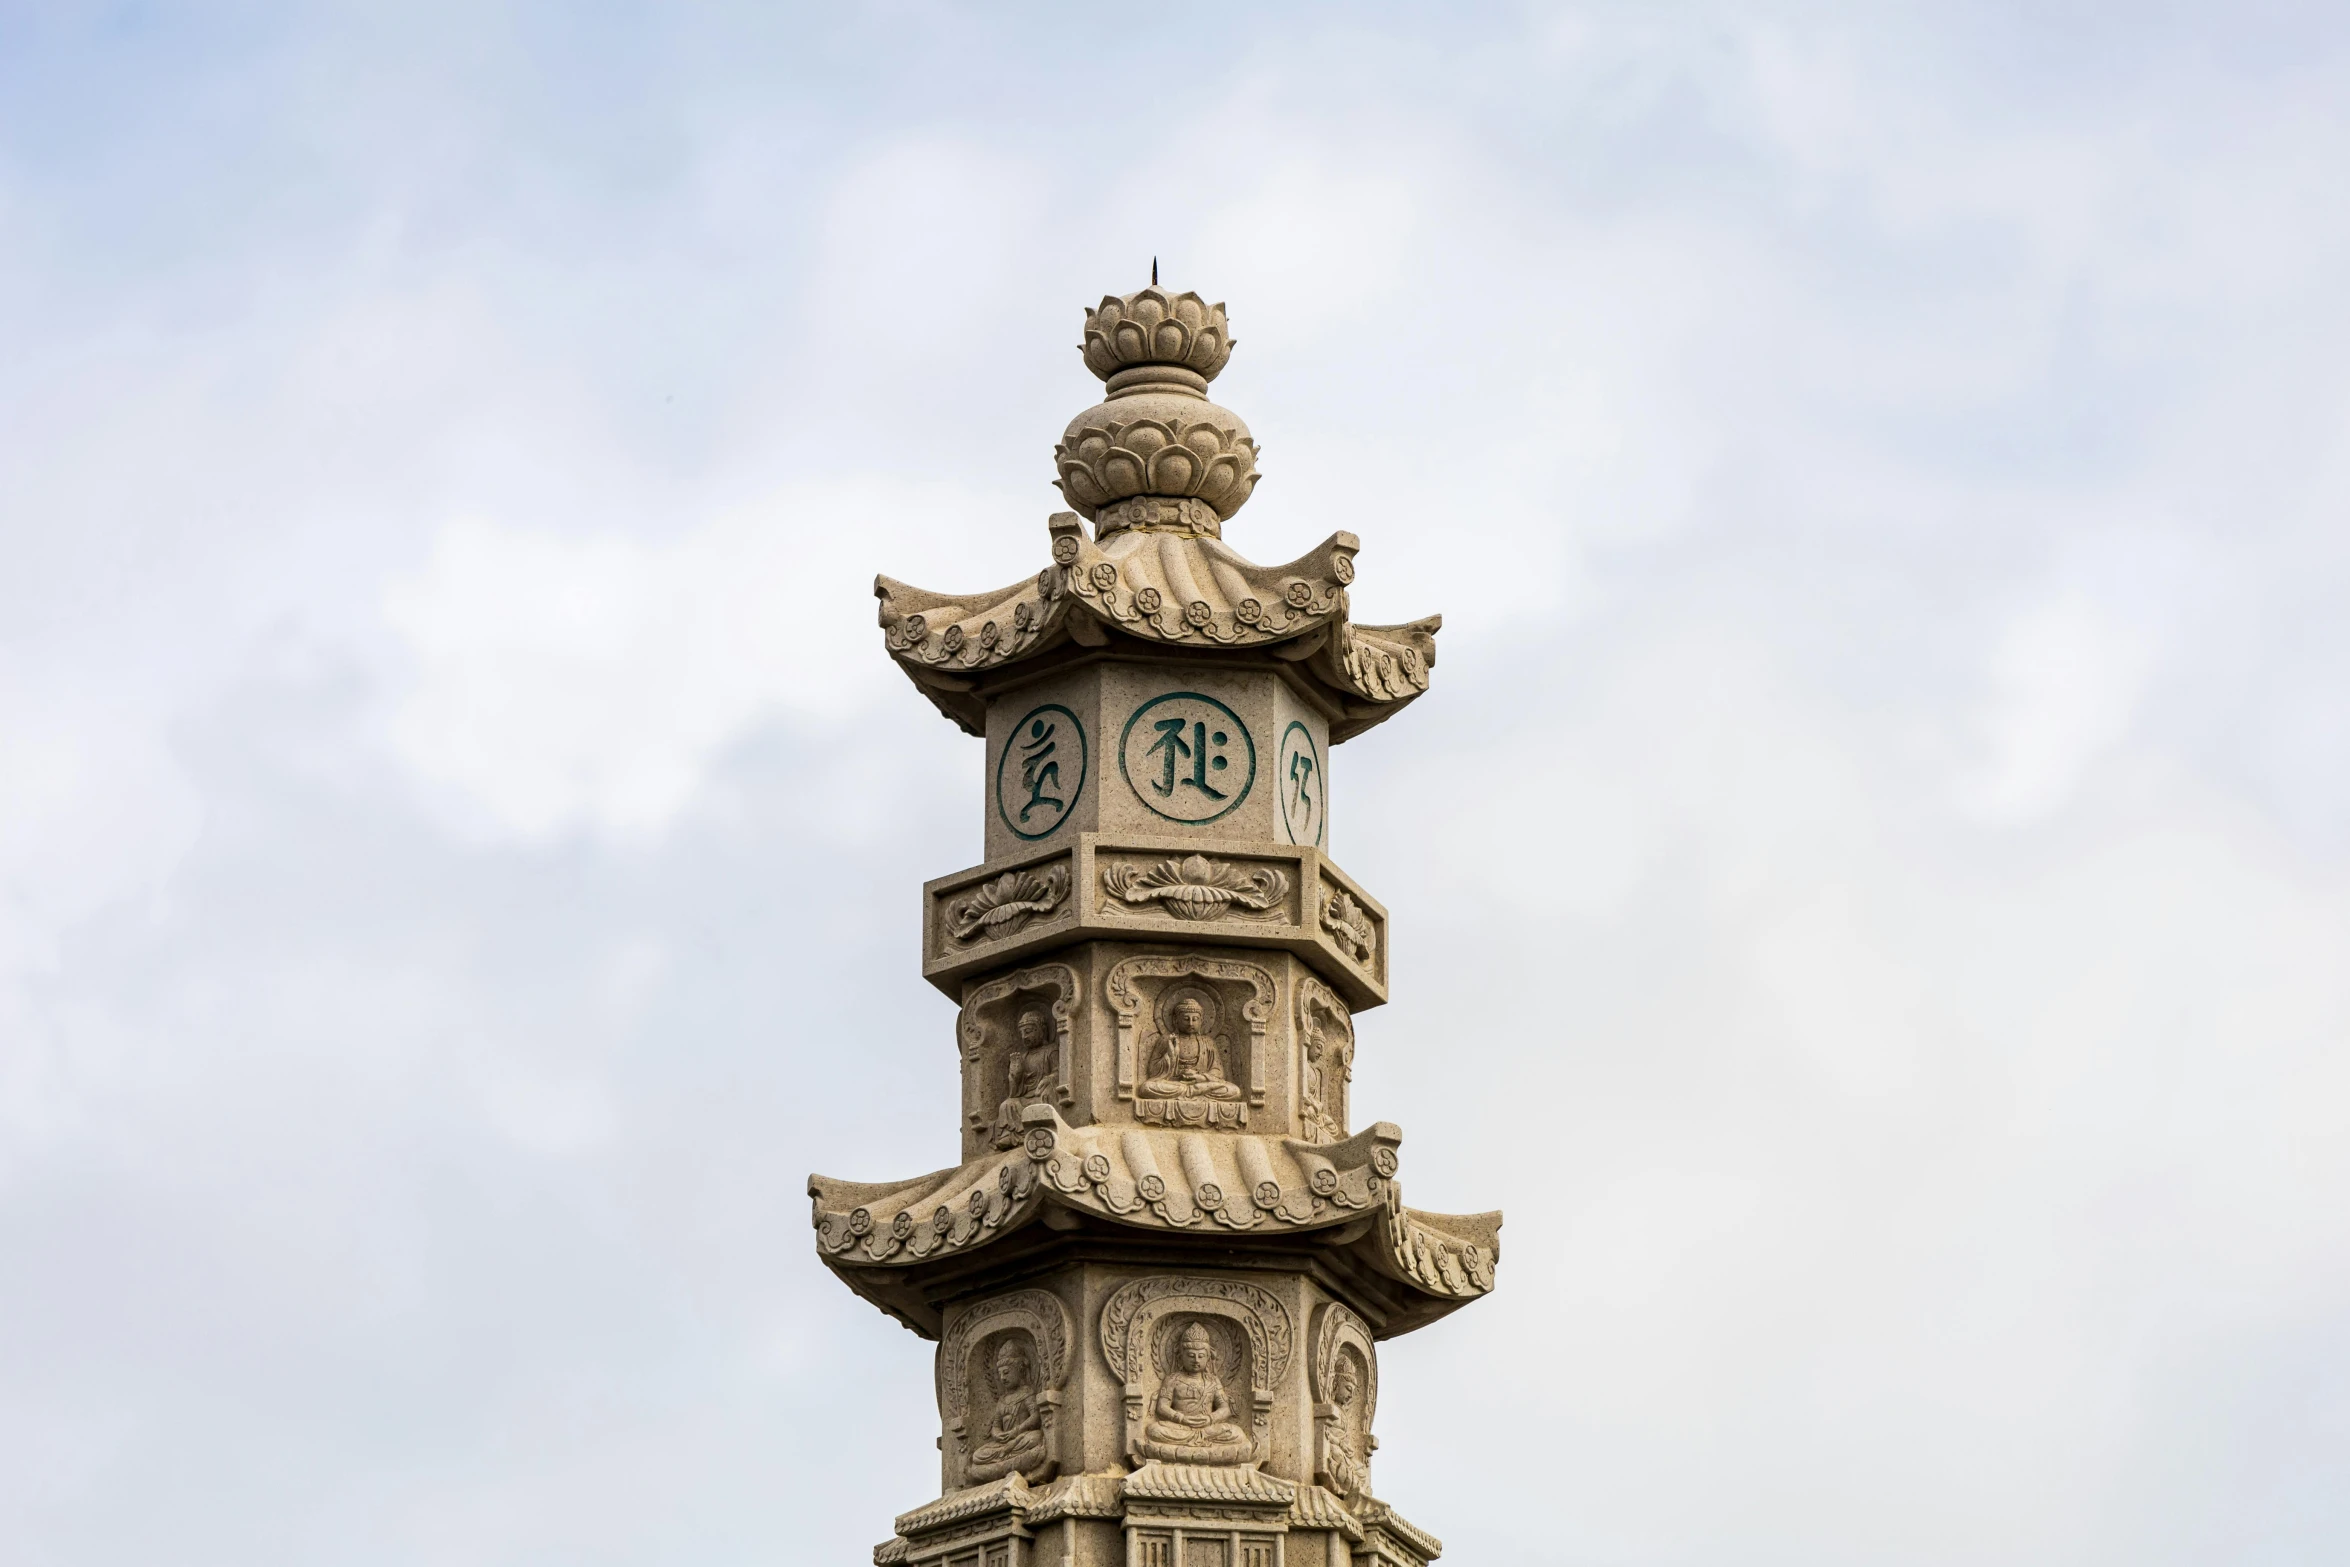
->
[874,1468,1441,1567]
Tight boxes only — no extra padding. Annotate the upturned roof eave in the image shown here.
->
[875,515,1440,740]
[807,1110,1497,1338]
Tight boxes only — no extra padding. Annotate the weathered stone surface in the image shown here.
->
[923,835,1388,1009]
[813,282,1496,1567]
[876,514,1440,744]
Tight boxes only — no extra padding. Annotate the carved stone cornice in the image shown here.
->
[1287,1482,1363,1539]
[892,1474,1033,1539]
[1119,1459,1297,1518]
[878,1463,1359,1566]
[1356,1497,1446,1567]
[808,1109,1498,1338]
[874,512,1438,742]
[921,833,1389,1008]
[1020,1471,1126,1522]
[870,1465,1437,1565]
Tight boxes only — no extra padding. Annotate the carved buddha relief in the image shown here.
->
[1105,956,1273,1130]
[965,1334,1051,1482]
[1136,989,1244,1127]
[993,1007,1060,1149]
[1100,1274,1291,1471]
[1320,1345,1372,1497]
[1297,978,1354,1144]
[1310,1301,1378,1500]
[938,1288,1069,1489]
[957,964,1076,1153]
[1137,1318,1254,1464]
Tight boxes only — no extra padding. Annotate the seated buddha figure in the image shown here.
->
[1136,997,1244,1126]
[966,1338,1050,1482]
[992,1008,1059,1148]
[1138,1322,1253,1464]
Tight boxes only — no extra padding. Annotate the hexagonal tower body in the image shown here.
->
[811,284,1496,1567]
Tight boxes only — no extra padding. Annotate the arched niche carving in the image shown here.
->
[936,1288,1072,1488]
[1309,1301,1379,1499]
[1296,975,1354,1143]
[1104,955,1274,1129]
[1099,1274,1293,1467]
[958,963,1077,1151]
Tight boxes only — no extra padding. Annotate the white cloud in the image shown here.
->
[0,667,201,1165]
[1192,158,1422,333]
[380,478,985,841]
[1961,594,2155,823]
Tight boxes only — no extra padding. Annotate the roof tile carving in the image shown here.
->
[1120,1461,1297,1505]
[809,1108,1498,1338]
[876,515,1438,742]
[874,282,1439,739]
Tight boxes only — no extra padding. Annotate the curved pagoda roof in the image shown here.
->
[877,514,1438,743]
[875,284,1439,742]
[810,1108,1498,1340]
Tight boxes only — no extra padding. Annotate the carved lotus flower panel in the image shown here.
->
[1081,288,1233,383]
[1101,855,1291,921]
[1054,409,1260,522]
[947,864,1071,943]
[1320,888,1377,965]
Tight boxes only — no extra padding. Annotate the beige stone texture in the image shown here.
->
[812,282,1490,1567]
[876,512,1437,747]
[981,660,1335,861]
[893,1262,1426,1567]
[927,922,1384,1163]
[922,834,1388,1009]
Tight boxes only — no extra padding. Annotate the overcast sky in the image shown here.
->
[4,4,2348,1564]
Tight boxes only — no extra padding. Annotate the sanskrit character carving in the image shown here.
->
[1136,991,1245,1128]
[1138,1320,1254,1464]
[965,1336,1050,1482]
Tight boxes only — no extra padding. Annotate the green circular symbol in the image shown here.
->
[1277,721,1324,847]
[996,704,1086,840]
[1119,692,1256,824]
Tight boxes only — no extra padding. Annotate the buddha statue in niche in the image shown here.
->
[991,1007,1058,1149]
[1299,999,1352,1143]
[1319,1348,1372,1498]
[1136,993,1244,1127]
[966,1336,1050,1482]
[1138,1321,1253,1464]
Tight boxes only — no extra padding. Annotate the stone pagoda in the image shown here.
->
[810,283,1499,1567]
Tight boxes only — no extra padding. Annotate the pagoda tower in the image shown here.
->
[810,284,1499,1567]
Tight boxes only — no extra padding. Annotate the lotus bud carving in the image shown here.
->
[1081,287,1233,385]
[947,864,1071,943]
[1100,854,1290,920]
[1053,409,1260,522]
